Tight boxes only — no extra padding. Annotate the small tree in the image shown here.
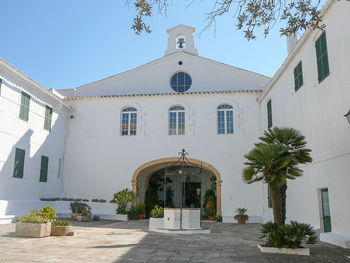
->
[243,127,312,225]
[111,188,136,214]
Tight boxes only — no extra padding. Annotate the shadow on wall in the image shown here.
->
[0,117,64,217]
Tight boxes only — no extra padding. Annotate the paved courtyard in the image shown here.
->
[0,220,349,262]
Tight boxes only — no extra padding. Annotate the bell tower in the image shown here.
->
[165,25,198,56]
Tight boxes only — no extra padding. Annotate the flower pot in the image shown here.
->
[77,215,88,222]
[87,212,92,221]
[237,216,247,224]
[51,225,72,236]
[208,216,215,221]
[71,213,79,221]
[139,214,144,220]
[15,222,51,238]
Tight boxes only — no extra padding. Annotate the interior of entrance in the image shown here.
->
[138,166,215,217]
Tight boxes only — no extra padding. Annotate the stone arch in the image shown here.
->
[131,157,222,215]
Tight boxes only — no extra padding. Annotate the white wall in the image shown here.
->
[259,0,350,236]
[0,63,69,217]
[62,93,264,220]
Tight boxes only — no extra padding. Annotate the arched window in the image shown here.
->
[121,107,137,136]
[217,104,234,134]
[169,106,185,135]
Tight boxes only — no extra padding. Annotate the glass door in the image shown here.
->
[321,188,332,232]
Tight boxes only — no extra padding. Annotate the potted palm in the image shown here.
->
[234,208,249,224]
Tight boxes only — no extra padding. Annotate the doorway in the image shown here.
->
[320,188,332,232]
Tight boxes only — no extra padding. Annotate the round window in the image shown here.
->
[170,72,192,93]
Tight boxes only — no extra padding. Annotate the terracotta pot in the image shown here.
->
[237,216,247,224]
[208,216,215,221]
[139,214,144,220]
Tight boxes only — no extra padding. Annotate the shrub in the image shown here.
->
[215,215,223,222]
[111,189,135,214]
[128,206,138,220]
[261,221,318,248]
[138,203,146,215]
[40,206,57,221]
[205,207,216,217]
[17,210,48,224]
[52,219,71,226]
[234,208,249,221]
[70,202,91,213]
[151,205,164,218]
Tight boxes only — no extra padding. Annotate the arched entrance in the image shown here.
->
[131,157,222,215]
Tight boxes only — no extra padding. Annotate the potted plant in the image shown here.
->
[138,203,146,219]
[111,188,135,221]
[258,221,317,256]
[128,206,139,220]
[40,205,57,221]
[16,210,51,238]
[51,219,72,236]
[149,205,164,231]
[70,202,80,220]
[77,208,89,222]
[234,208,249,224]
[206,207,216,221]
[203,187,216,215]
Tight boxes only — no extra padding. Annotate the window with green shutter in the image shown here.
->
[40,156,49,183]
[315,31,330,83]
[268,187,272,208]
[44,105,52,131]
[267,99,272,128]
[294,61,303,91]
[13,148,25,179]
[19,91,30,121]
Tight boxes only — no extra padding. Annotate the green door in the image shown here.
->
[321,189,331,232]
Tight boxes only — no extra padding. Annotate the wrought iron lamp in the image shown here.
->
[345,110,350,125]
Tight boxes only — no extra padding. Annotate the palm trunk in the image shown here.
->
[269,183,286,226]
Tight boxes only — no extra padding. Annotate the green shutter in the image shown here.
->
[268,186,272,208]
[294,61,303,91]
[40,156,49,183]
[19,91,30,121]
[315,31,330,83]
[44,105,52,131]
[13,148,25,178]
[267,99,272,128]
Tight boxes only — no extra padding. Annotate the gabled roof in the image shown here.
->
[58,51,270,98]
[167,25,196,33]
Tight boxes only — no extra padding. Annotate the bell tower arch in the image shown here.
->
[165,25,198,56]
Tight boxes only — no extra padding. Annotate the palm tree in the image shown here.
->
[243,127,312,225]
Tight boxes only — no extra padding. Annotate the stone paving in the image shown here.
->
[0,220,349,262]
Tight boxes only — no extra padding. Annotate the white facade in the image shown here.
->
[0,59,71,220]
[259,0,350,247]
[0,0,349,248]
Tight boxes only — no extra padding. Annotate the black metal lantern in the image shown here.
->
[345,110,350,125]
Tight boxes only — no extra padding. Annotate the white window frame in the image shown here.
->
[217,104,234,135]
[169,106,185,135]
[121,107,137,136]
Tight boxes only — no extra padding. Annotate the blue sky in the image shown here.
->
[1,0,291,90]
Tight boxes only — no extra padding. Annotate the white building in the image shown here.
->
[0,0,349,248]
